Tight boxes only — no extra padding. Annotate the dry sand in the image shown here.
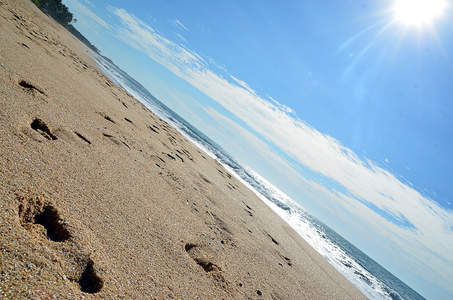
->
[0,0,367,299]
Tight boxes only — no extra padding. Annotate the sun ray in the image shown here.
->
[336,21,384,53]
[340,21,395,76]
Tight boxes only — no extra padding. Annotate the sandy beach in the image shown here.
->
[0,0,366,299]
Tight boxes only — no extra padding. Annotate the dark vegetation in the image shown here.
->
[30,0,100,53]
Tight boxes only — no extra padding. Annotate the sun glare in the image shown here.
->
[393,0,447,26]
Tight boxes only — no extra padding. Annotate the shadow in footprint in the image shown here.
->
[18,197,70,242]
[184,243,230,291]
[79,260,104,294]
[19,80,45,95]
[199,173,212,184]
[175,153,184,162]
[34,205,71,242]
[148,125,159,134]
[265,231,279,246]
[104,115,115,123]
[279,253,292,266]
[102,133,122,146]
[185,243,229,291]
[97,112,116,124]
[74,132,91,145]
[31,118,58,140]
[185,243,220,272]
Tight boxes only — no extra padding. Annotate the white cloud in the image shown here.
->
[268,95,296,115]
[83,0,94,7]
[106,7,453,298]
[169,19,189,32]
[230,75,257,96]
[65,0,110,29]
[202,106,294,171]
[174,33,187,43]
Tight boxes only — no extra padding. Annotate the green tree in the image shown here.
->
[31,0,73,26]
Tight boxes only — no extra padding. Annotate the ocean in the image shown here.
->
[93,53,425,300]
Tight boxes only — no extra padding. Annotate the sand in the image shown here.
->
[0,0,367,299]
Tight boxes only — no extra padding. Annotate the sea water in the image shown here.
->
[93,53,425,300]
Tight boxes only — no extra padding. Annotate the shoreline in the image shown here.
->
[0,0,366,299]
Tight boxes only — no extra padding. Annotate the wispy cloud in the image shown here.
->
[83,0,94,7]
[88,5,452,298]
[169,19,189,32]
[65,0,110,30]
[173,33,187,43]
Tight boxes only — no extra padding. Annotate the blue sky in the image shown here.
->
[64,0,453,298]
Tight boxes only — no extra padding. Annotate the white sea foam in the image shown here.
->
[231,167,401,300]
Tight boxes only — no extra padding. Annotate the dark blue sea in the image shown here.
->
[93,53,425,300]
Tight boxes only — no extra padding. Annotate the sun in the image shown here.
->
[393,0,447,26]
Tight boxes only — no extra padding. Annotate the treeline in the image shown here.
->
[30,0,100,53]
[66,25,100,53]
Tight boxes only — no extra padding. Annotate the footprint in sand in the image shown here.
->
[185,243,220,273]
[178,148,193,161]
[199,173,212,184]
[96,111,116,124]
[74,131,91,145]
[278,253,293,267]
[148,125,160,134]
[19,79,45,95]
[185,243,231,292]
[242,204,253,216]
[102,133,131,149]
[17,195,104,294]
[30,118,58,140]
[265,231,279,246]
[18,196,70,242]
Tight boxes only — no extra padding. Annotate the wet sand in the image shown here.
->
[0,0,366,299]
